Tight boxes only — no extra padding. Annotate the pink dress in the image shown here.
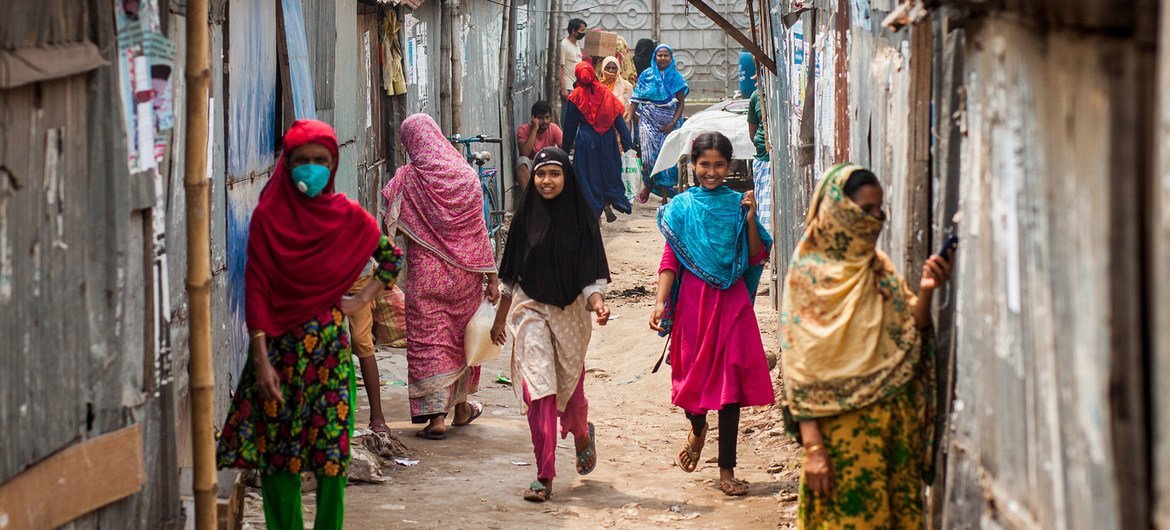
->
[380,114,496,423]
[660,242,775,414]
[403,244,483,421]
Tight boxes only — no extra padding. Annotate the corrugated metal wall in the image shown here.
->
[760,0,1156,527]
[399,0,553,204]
[0,0,182,526]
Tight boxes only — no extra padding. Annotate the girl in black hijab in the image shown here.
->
[490,147,611,502]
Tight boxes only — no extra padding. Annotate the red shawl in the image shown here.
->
[568,61,626,134]
[245,119,381,336]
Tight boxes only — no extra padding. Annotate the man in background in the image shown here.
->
[560,19,587,102]
[516,100,564,192]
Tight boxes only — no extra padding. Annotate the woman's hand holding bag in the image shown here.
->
[464,298,503,366]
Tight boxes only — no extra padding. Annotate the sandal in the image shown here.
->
[415,427,447,440]
[523,480,551,503]
[576,422,597,476]
[719,477,749,497]
[675,424,709,473]
[452,401,484,427]
[368,421,391,435]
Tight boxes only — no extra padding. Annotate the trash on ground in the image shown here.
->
[393,457,420,466]
[495,375,512,385]
[510,461,530,466]
[349,446,387,484]
[620,375,642,385]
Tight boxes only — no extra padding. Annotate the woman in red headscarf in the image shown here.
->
[563,60,636,222]
[216,119,403,530]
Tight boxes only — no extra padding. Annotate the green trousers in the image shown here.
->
[259,357,356,530]
[260,471,346,530]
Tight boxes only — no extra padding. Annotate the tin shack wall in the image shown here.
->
[0,0,183,526]
[761,0,1155,527]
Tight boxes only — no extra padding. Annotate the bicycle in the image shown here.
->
[447,133,509,256]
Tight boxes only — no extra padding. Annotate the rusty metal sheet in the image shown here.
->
[944,20,1144,529]
[0,0,89,49]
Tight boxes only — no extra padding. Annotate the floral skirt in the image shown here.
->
[797,374,929,529]
[216,307,356,477]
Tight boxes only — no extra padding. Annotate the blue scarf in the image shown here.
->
[632,45,690,105]
[655,186,772,336]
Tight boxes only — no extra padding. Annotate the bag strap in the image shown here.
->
[651,337,671,374]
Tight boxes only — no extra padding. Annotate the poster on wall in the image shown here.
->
[115,0,175,394]
[116,0,177,173]
[405,15,430,111]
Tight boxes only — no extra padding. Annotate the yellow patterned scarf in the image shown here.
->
[780,164,921,420]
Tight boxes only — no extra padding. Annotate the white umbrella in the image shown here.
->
[648,105,757,176]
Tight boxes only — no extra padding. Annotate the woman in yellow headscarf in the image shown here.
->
[780,164,953,529]
[599,56,634,130]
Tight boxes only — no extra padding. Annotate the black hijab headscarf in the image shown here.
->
[499,147,610,308]
[634,38,657,76]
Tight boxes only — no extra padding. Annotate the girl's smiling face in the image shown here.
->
[693,148,729,190]
[534,165,565,199]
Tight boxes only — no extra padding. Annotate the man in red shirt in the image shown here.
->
[516,100,563,192]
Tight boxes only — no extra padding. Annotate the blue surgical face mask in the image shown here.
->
[291,164,330,198]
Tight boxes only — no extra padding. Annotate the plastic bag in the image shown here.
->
[621,150,642,200]
[464,299,502,366]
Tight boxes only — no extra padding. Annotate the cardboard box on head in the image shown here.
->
[583,30,619,59]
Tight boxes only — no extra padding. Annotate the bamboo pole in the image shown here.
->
[439,0,453,132]
[183,0,217,528]
[544,0,560,119]
[503,0,518,206]
[451,0,463,134]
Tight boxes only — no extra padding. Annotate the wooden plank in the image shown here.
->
[1105,41,1152,530]
[1154,3,1170,526]
[0,425,146,529]
[903,16,933,288]
[683,0,777,74]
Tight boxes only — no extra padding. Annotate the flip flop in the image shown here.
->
[523,480,551,503]
[576,422,597,476]
[369,421,391,435]
[452,401,484,427]
[719,477,749,497]
[675,423,708,473]
[415,427,447,440]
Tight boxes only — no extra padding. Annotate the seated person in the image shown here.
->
[516,100,563,192]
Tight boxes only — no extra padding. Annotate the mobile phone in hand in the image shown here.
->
[937,234,959,258]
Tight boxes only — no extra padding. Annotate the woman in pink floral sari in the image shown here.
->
[382,113,500,439]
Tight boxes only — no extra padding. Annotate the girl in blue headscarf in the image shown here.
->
[648,132,774,497]
[632,44,689,203]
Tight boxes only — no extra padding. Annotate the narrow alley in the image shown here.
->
[254,203,803,529]
[3,0,1170,529]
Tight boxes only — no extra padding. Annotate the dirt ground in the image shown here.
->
[242,202,803,529]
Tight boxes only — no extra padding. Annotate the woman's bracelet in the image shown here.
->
[249,330,267,341]
[803,443,826,454]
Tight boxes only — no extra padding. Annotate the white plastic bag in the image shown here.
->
[464,298,502,366]
[621,150,642,200]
